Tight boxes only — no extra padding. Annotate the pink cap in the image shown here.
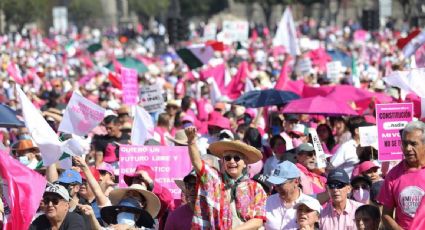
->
[358,161,380,174]
[207,115,230,130]
[124,165,156,186]
[181,115,194,124]
[96,162,115,176]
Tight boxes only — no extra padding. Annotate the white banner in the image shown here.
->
[221,20,249,43]
[59,92,106,136]
[359,126,378,149]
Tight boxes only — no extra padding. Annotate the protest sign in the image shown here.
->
[326,61,341,82]
[140,84,164,113]
[359,126,378,149]
[296,58,312,76]
[119,145,192,199]
[221,20,249,43]
[309,128,327,168]
[376,103,413,161]
[203,23,217,41]
[121,67,138,105]
[59,92,106,136]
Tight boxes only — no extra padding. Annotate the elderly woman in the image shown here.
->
[185,127,267,229]
[295,197,321,230]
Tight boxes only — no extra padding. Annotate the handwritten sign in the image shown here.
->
[121,67,138,105]
[140,84,164,113]
[376,103,413,161]
[359,126,378,149]
[59,92,106,136]
[119,145,192,199]
[309,128,327,168]
[326,61,342,82]
[221,20,249,43]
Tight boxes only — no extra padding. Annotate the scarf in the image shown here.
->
[223,168,249,202]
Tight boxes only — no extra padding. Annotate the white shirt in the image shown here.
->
[265,191,312,230]
[330,139,359,178]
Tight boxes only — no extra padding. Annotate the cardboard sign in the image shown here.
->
[296,58,312,75]
[119,145,192,199]
[326,61,342,82]
[59,92,106,136]
[140,84,164,113]
[359,126,378,149]
[121,67,139,105]
[376,103,413,161]
[203,23,217,41]
[309,128,327,168]
[221,20,249,43]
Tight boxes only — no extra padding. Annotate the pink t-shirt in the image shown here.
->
[377,161,425,230]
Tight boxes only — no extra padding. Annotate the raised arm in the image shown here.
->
[185,127,202,173]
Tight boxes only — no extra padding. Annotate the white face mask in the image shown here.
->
[353,188,370,204]
[116,212,136,226]
[19,156,30,165]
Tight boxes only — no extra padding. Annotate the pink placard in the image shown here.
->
[121,67,138,105]
[376,103,413,161]
[119,145,192,199]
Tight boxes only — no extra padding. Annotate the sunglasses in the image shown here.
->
[223,155,242,162]
[43,196,62,205]
[327,182,347,189]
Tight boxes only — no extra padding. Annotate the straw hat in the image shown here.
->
[42,108,63,123]
[166,129,189,146]
[108,184,161,218]
[208,140,262,164]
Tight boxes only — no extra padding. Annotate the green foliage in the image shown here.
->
[68,0,103,27]
[128,0,170,17]
[179,0,228,18]
[2,0,53,29]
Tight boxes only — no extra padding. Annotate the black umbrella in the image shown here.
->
[233,89,300,108]
[0,104,24,128]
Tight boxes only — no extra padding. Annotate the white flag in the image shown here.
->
[273,7,300,56]
[131,106,154,145]
[16,87,62,166]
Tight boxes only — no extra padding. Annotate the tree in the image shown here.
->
[235,0,293,28]
[179,0,228,19]
[67,0,104,28]
[2,0,53,31]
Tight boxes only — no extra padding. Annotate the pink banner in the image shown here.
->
[121,67,138,105]
[376,103,413,161]
[119,145,192,199]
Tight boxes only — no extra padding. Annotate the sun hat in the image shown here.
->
[124,165,155,186]
[295,196,322,213]
[166,129,189,146]
[96,162,116,176]
[100,198,154,228]
[42,107,63,122]
[207,116,231,130]
[108,184,161,218]
[58,169,82,184]
[14,139,40,153]
[208,140,262,164]
[117,105,130,115]
[267,161,301,185]
[44,184,70,201]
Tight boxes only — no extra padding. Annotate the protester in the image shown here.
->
[350,176,372,204]
[265,161,320,229]
[13,139,40,169]
[294,143,326,195]
[378,121,425,230]
[295,198,322,230]
[185,126,267,229]
[96,162,116,197]
[263,135,286,176]
[316,123,336,154]
[356,161,382,183]
[29,184,87,229]
[319,168,362,229]
[354,205,381,230]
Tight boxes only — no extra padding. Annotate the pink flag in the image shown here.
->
[6,62,24,84]
[200,63,226,94]
[0,150,47,230]
[226,61,249,99]
[274,59,290,90]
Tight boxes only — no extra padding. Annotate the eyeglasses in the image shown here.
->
[327,182,347,189]
[43,196,62,205]
[223,155,242,162]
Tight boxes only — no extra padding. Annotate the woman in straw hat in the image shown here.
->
[185,126,267,229]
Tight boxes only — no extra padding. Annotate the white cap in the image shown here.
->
[45,184,70,201]
[295,196,321,213]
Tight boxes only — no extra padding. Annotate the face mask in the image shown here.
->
[353,188,370,203]
[19,156,30,165]
[117,212,136,226]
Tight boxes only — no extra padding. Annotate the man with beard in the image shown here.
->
[295,143,327,195]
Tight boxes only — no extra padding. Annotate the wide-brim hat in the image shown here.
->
[208,140,262,164]
[108,184,161,218]
[100,198,154,228]
[166,129,189,146]
[14,139,40,153]
[42,108,63,123]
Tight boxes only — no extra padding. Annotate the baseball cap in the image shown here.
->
[58,169,82,184]
[267,161,301,185]
[295,196,322,213]
[358,161,380,175]
[44,184,70,201]
[97,162,115,176]
[327,168,350,184]
[80,167,101,181]
[289,124,307,136]
[296,143,314,154]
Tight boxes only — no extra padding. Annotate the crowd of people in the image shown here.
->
[0,14,424,230]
